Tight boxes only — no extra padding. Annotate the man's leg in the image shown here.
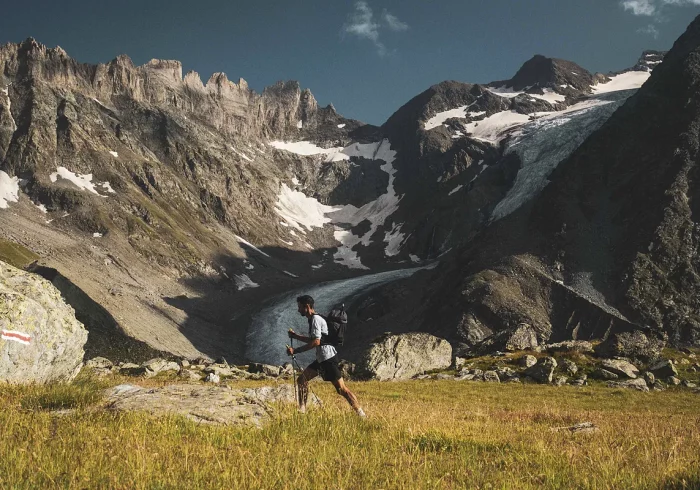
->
[331,377,364,416]
[297,366,318,412]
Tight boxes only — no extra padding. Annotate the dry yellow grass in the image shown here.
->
[0,376,698,489]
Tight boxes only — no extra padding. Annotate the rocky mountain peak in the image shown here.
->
[493,54,594,92]
[111,53,135,68]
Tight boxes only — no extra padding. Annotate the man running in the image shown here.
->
[287,295,365,417]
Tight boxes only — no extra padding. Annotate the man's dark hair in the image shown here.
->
[296,295,314,308]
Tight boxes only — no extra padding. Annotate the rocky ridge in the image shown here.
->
[0,28,681,365]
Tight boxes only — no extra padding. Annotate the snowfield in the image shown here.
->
[271,139,401,269]
[591,71,651,94]
[0,171,20,209]
[49,167,114,196]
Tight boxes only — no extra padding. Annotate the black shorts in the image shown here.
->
[308,356,342,382]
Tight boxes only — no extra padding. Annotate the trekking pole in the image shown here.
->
[286,344,323,410]
[290,337,298,406]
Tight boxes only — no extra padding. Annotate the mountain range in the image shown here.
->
[0,16,695,363]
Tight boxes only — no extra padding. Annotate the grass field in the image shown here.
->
[0,376,698,489]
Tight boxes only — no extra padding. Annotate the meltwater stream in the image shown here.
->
[246,265,433,366]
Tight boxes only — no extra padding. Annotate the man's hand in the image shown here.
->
[286,346,294,356]
[288,329,296,339]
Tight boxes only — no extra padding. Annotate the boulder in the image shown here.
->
[553,376,568,386]
[494,367,517,381]
[475,324,539,353]
[524,357,557,383]
[105,383,313,426]
[594,330,666,363]
[667,376,681,386]
[643,371,656,385]
[606,378,649,392]
[544,341,594,354]
[520,355,538,368]
[593,368,619,380]
[682,380,698,388]
[559,359,579,376]
[179,369,202,382]
[85,357,113,370]
[483,371,500,382]
[358,333,452,380]
[0,261,88,383]
[280,363,294,376]
[600,359,639,379]
[649,359,678,378]
[205,373,220,384]
[570,375,588,386]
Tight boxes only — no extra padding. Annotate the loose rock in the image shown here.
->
[358,332,452,380]
[524,357,557,383]
[601,359,639,379]
[649,359,678,378]
[520,355,537,368]
[607,378,649,392]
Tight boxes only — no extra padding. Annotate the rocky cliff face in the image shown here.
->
[379,14,700,354]
[0,31,678,362]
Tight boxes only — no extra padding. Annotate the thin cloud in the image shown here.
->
[382,10,409,31]
[638,23,660,37]
[343,2,408,56]
[621,0,700,16]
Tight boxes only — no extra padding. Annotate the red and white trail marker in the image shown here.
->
[1,330,31,345]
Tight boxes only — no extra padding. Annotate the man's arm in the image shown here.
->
[289,330,313,343]
[291,338,320,354]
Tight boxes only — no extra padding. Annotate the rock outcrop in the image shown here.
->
[0,261,87,382]
[358,333,452,380]
[105,383,315,426]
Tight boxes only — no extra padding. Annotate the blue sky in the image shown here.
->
[1,0,698,124]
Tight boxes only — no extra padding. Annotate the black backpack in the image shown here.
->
[311,304,348,347]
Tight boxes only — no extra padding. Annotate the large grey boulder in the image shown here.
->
[475,323,539,353]
[524,356,557,383]
[0,261,88,383]
[649,359,678,378]
[358,333,452,380]
[607,378,649,392]
[601,359,639,379]
[105,383,315,426]
[594,330,666,363]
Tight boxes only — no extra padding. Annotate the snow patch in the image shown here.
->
[283,270,299,278]
[337,123,346,128]
[297,120,303,129]
[448,185,463,196]
[93,233,103,238]
[291,177,300,186]
[235,235,271,258]
[275,183,339,232]
[281,239,294,246]
[464,111,532,143]
[49,167,113,196]
[231,147,253,162]
[0,171,20,209]
[592,71,650,94]
[409,254,420,263]
[311,264,323,269]
[109,151,118,158]
[35,203,47,213]
[234,274,259,290]
[384,223,405,257]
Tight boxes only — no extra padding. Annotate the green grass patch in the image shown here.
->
[0,238,39,269]
[17,376,107,411]
[0,379,698,489]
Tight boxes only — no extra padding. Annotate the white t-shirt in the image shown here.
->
[308,314,337,362]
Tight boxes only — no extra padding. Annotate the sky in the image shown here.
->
[1,0,698,125]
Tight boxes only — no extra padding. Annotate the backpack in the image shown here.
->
[310,304,348,347]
